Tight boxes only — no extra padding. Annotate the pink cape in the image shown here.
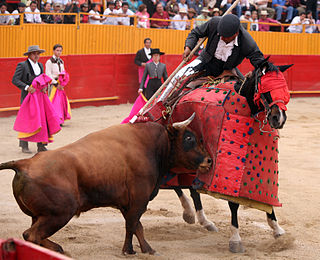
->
[138,58,152,84]
[121,93,147,124]
[49,71,71,124]
[13,74,61,143]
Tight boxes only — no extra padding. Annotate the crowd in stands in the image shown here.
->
[0,0,320,33]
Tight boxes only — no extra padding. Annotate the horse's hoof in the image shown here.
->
[204,223,219,232]
[229,241,245,253]
[122,249,137,255]
[183,212,195,224]
[274,228,285,238]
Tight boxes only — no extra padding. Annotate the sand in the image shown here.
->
[0,97,319,260]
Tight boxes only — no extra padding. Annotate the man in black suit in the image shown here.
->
[12,45,47,154]
[160,14,266,101]
[134,38,152,83]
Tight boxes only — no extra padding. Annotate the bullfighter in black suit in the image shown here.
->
[12,45,47,154]
[160,14,266,100]
[139,48,168,100]
[134,38,152,83]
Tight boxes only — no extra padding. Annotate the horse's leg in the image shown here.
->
[228,201,244,253]
[266,208,285,238]
[174,187,195,224]
[190,188,218,232]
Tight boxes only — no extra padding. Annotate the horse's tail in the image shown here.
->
[0,160,21,173]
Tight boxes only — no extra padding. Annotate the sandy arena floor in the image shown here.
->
[0,97,319,259]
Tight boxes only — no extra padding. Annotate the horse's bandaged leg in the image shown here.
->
[196,209,218,232]
[179,192,195,224]
[267,218,285,238]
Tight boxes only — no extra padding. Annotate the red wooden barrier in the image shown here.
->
[0,54,319,117]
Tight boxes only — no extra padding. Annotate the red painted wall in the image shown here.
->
[1,54,319,116]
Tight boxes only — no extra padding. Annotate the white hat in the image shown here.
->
[260,10,268,16]
[245,11,251,16]
[179,8,188,14]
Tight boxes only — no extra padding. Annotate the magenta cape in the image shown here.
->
[13,74,61,143]
[121,93,147,124]
[49,71,71,124]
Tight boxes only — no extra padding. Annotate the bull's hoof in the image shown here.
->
[229,241,245,253]
[204,223,219,232]
[183,212,195,224]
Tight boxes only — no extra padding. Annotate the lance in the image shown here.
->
[130,0,241,123]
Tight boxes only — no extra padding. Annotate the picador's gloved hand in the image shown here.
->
[135,116,151,123]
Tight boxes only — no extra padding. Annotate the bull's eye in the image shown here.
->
[183,131,196,151]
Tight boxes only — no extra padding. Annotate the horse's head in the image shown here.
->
[239,58,293,129]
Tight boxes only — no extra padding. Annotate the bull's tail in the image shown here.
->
[0,161,21,173]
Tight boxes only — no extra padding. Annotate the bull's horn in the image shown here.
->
[172,112,195,128]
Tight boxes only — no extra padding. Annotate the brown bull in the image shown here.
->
[0,114,212,255]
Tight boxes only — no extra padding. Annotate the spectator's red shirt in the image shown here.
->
[151,11,170,28]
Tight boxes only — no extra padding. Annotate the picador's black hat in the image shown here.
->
[217,14,240,37]
[149,48,165,56]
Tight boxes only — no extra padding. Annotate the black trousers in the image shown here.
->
[144,78,162,100]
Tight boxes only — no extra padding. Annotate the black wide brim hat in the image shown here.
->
[217,14,240,38]
[149,48,165,56]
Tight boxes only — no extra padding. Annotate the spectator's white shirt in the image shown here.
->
[103,8,119,25]
[240,0,250,8]
[11,10,20,20]
[214,36,238,62]
[220,0,228,6]
[0,10,11,24]
[171,14,188,30]
[288,16,314,33]
[89,10,102,24]
[25,7,41,23]
[254,0,268,8]
[50,0,69,5]
[250,18,259,31]
[117,9,134,26]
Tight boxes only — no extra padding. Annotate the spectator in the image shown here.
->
[117,2,135,26]
[151,3,170,28]
[103,1,119,25]
[11,2,27,25]
[220,0,233,14]
[235,0,251,18]
[80,3,89,23]
[316,19,320,32]
[250,10,259,30]
[186,7,197,29]
[254,0,276,18]
[53,3,63,24]
[195,7,210,27]
[240,10,251,29]
[143,0,157,17]
[189,0,204,15]
[136,4,150,28]
[288,11,315,32]
[25,1,42,23]
[212,7,220,16]
[178,0,188,11]
[139,48,168,100]
[49,0,69,10]
[134,38,152,83]
[172,7,188,30]
[63,1,79,24]
[0,3,13,25]
[305,10,316,32]
[41,2,54,24]
[11,45,47,153]
[89,3,106,24]
[259,9,281,31]
[272,0,294,22]
[115,0,122,10]
[166,0,178,18]
[294,0,307,15]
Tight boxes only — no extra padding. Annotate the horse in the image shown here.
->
[163,58,293,252]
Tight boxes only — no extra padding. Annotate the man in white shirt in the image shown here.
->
[117,2,134,26]
[11,3,27,25]
[25,1,42,23]
[103,1,119,25]
[0,3,13,25]
[288,12,313,33]
[89,3,106,24]
[134,38,152,83]
[12,45,47,153]
[171,8,188,30]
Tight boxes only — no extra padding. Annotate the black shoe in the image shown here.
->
[37,146,48,153]
[22,147,32,154]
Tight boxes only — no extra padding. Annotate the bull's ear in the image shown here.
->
[172,112,195,129]
[277,64,294,72]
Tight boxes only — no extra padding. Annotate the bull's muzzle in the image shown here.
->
[198,156,212,173]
